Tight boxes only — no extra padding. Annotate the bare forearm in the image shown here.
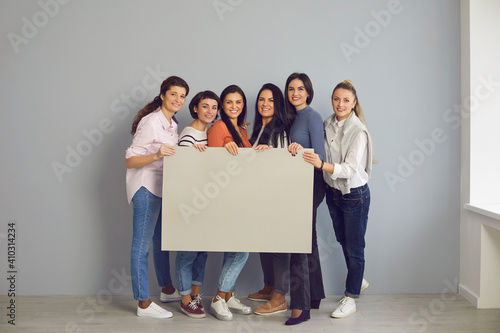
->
[125,153,160,169]
[322,162,334,174]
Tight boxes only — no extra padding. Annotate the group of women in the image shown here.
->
[125,72,374,326]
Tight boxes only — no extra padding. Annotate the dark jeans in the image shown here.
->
[326,184,370,298]
[259,252,290,294]
[290,170,326,310]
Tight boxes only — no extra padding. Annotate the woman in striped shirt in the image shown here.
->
[178,90,220,150]
[175,90,220,319]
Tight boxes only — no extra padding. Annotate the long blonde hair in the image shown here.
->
[332,80,375,163]
[332,80,368,128]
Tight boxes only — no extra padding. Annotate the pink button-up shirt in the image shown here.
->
[125,109,178,203]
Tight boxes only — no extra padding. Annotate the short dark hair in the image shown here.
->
[188,90,221,120]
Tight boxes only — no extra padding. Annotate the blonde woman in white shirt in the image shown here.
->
[303,80,373,319]
[125,76,189,319]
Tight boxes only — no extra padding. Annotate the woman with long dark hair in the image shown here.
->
[125,76,189,318]
[206,85,252,321]
[247,83,291,316]
[284,72,326,325]
[208,84,251,154]
[249,83,289,148]
[303,80,372,319]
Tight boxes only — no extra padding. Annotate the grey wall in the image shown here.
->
[0,0,460,298]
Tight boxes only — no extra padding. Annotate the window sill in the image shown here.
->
[464,203,500,221]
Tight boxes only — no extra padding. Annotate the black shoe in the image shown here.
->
[285,310,310,325]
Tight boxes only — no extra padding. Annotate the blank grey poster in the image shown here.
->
[162,147,314,253]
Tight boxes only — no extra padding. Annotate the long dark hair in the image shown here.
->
[188,90,220,120]
[220,85,247,147]
[284,72,314,127]
[249,83,290,147]
[130,76,189,134]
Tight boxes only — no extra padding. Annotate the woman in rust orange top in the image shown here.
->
[208,84,251,154]
[206,84,253,321]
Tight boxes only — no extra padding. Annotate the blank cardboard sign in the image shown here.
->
[162,147,314,253]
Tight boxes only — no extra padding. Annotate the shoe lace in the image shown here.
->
[188,300,199,310]
[230,296,243,307]
[149,302,162,313]
[337,297,350,310]
[215,295,230,312]
[193,294,202,305]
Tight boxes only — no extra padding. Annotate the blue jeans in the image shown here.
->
[326,184,370,298]
[218,252,249,293]
[175,251,208,295]
[131,187,172,301]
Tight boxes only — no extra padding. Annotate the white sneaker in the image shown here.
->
[361,278,370,292]
[160,290,182,303]
[226,296,251,315]
[137,302,173,319]
[331,296,356,318]
[211,295,233,321]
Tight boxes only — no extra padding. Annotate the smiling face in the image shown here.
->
[287,79,309,110]
[332,88,357,121]
[194,98,218,125]
[222,92,244,120]
[161,86,187,114]
[257,89,274,123]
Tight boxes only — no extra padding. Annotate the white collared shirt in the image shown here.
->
[324,117,369,190]
[125,109,178,203]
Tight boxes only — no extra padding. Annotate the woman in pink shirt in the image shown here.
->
[125,76,189,319]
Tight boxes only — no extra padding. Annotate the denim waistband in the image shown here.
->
[330,183,368,193]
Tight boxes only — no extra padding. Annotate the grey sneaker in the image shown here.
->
[160,290,182,303]
[210,296,233,321]
[331,296,356,318]
[226,296,251,315]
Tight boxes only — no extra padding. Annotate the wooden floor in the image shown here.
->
[2,294,500,332]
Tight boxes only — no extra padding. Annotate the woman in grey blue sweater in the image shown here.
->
[284,72,326,325]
